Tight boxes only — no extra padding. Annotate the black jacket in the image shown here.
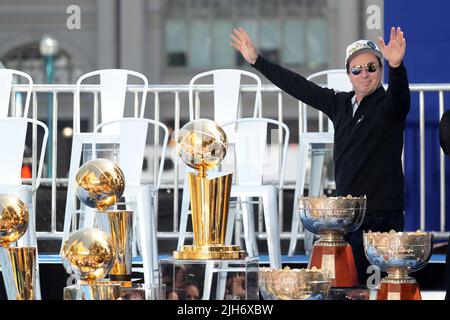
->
[253,55,410,215]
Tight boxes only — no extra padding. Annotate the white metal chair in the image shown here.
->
[61,118,168,287]
[0,117,48,299]
[65,69,148,233]
[177,69,262,253]
[222,117,289,268]
[0,68,33,117]
[288,69,352,257]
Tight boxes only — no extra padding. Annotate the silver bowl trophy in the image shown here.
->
[364,230,433,300]
[298,195,366,287]
[259,266,331,300]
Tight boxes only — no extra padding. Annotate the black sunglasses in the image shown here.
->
[350,62,379,76]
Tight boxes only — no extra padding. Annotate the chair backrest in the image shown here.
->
[94,118,169,189]
[220,117,289,189]
[0,117,48,190]
[303,69,352,133]
[0,69,33,118]
[74,69,149,134]
[188,69,262,123]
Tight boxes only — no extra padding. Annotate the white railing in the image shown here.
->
[9,83,450,245]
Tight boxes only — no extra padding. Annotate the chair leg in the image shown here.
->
[288,142,309,257]
[262,188,282,268]
[304,146,326,256]
[149,192,159,284]
[215,261,229,300]
[245,197,259,256]
[233,202,244,248]
[225,203,236,245]
[62,139,83,246]
[202,260,215,300]
[177,179,190,250]
[136,187,155,286]
[241,197,255,257]
[215,205,238,301]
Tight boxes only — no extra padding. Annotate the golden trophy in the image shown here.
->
[0,194,37,300]
[96,208,133,282]
[74,158,133,283]
[364,230,433,300]
[298,195,366,287]
[173,119,245,260]
[61,227,121,300]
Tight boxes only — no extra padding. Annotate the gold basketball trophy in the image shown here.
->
[74,158,133,284]
[0,194,37,300]
[173,119,245,260]
[62,158,139,299]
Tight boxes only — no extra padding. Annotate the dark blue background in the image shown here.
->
[385,0,450,231]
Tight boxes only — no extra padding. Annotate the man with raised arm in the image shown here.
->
[231,27,411,285]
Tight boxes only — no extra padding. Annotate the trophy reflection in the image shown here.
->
[75,158,133,283]
[298,195,366,287]
[0,194,37,300]
[364,230,433,300]
[61,227,121,300]
[173,119,245,260]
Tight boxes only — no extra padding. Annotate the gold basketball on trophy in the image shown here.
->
[75,158,125,211]
[0,194,29,247]
[61,228,115,282]
[178,118,227,175]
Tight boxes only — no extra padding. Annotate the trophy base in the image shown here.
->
[64,282,163,300]
[173,245,246,260]
[377,280,422,300]
[308,244,359,287]
[160,257,259,300]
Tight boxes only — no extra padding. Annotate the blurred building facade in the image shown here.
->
[0,0,383,123]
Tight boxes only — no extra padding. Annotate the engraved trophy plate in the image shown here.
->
[321,254,336,280]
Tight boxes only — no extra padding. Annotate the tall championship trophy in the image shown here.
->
[364,230,433,300]
[74,158,133,284]
[173,119,245,260]
[298,195,366,287]
[0,194,37,300]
